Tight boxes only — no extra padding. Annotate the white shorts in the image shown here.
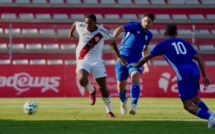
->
[76,59,107,79]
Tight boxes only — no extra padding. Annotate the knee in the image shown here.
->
[117,80,127,91]
[131,78,139,84]
[192,96,201,105]
[77,76,88,87]
[183,104,196,114]
[118,85,126,91]
[131,73,140,83]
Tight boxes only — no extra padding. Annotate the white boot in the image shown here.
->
[120,98,127,115]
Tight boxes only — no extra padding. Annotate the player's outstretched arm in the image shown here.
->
[107,40,127,66]
[193,54,210,87]
[112,26,125,40]
[132,54,154,68]
[142,45,149,73]
[69,21,77,39]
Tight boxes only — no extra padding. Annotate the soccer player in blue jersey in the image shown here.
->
[112,13,155,115]
[132,23,215,128]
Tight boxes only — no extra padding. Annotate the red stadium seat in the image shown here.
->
[0,59,10,64]
[15,0,30,4]
[67,0,81,4]
[150,0,166,5]
[49,0,65,4]
[100,0,116,4]
[118,0,133,4]
[83,0,98,4]
[30,59,46,65]
[32,0,47,4]
[47,59,64,65]
[12,59,29,65]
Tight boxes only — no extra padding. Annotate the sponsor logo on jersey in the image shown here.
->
[145,35,148,41]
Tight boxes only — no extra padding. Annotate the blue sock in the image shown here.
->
[196,109,211,119]
[130,84,140,105]
[197,100,210,112]
[118,89,127,102]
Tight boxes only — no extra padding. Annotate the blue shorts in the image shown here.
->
[115,60,142,81]
[178,74,200,100]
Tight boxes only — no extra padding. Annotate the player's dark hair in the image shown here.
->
[86,14,97,23]
[165,23,177,36]
[144,13,155,22]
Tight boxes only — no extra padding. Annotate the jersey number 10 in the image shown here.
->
[172,42,187,55]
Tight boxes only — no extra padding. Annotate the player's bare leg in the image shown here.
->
[77,69,96,105]
[96,77,115,118]
[192,96,214,115]
[182,99,215,128]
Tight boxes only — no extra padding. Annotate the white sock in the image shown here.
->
[207,110,213,115]
[102,96,112,113]
[131,104,137,111]
[209,114,215,121]
[84,82,95,93]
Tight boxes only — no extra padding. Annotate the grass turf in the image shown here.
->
[0,98,214,134]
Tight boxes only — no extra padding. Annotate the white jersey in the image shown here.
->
[75,22,112,61]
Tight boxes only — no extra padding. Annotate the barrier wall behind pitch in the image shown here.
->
[0,65,214,98]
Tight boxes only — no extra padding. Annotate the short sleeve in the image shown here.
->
[75,21,83,33]
[190,44,198,56]
[145,31,153,46]
[123,22,140,32]
[150,42,164,56]
[99,27,113,40]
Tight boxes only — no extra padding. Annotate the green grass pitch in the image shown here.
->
[0,98,214,134]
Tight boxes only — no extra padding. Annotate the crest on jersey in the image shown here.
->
[145,35,148,41]
[95,36,100,42]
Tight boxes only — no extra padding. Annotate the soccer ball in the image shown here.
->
[23,100,38,115]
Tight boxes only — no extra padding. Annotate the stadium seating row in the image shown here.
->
[1,21,215,40]
[1,36,215,50]
[0,43,76,52]
[1,58,215,65]
[1,5,214,23]
[0,59,76,65]
[0,59,167,65]
[1,43,215,52]
[1,13,215,23]
[1,27,214,38]
[1,0,214,6]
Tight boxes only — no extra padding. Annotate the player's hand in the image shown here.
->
[203,76,210,87]
[69,32,76,39]
[143,64,149,74]
[118,56,127,66]
[131,63,138,68]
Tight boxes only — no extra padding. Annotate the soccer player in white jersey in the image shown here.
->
[69,14,127,118]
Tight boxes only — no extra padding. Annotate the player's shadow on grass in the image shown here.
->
[0,120,214,134]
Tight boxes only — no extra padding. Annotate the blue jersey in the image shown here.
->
[119,22,153,63]
[150,38,199,81]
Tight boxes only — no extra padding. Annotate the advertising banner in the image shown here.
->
[0,65,214,98]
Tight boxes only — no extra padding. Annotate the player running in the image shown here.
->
[112,13,155,115]
[132,23,215,128]
[69,14,126,118]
